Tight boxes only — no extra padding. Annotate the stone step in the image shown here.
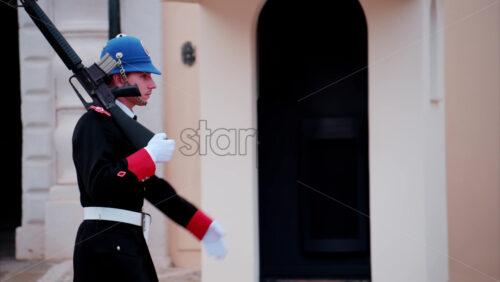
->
[0,258,201,282]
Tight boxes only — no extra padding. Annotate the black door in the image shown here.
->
[0,3,22,258]
[258,0,369,280]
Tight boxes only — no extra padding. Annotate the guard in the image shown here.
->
[72,35,227,282]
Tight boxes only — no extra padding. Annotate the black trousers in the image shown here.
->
[73,220,158,282]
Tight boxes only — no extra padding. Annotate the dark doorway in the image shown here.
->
[257,0,370,280]
[0,2,22,258]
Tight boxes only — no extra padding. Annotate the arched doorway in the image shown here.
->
[257,0,370,279]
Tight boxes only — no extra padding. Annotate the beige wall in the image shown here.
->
[162,1,203,268]
[162,0,453,281]
[445,0,500,281]
[198,0,263,280]
[196,0,449,280]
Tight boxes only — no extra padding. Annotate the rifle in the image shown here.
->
[20,0,154,149]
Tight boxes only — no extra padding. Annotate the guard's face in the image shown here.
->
[125,72,156,105]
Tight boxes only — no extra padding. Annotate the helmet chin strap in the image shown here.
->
[135,96,148,106]
[116,52,148,106]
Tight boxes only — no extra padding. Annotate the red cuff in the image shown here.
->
[186,210,213,240]
[126,148,156,182]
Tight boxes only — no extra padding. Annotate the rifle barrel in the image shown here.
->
[21,0,83,72]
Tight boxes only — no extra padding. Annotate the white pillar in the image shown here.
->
[17,0,56,259]
[360,0,449,281]
[18,0,115,260]
[44,0,108,259]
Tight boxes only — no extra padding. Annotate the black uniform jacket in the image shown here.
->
[72,108,211,282]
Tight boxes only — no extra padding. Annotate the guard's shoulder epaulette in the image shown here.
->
[89,105,111,117]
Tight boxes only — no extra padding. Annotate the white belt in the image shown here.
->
[83,207,151,242]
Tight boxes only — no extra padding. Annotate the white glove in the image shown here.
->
[144,133,175,163]
[202,221,227,259]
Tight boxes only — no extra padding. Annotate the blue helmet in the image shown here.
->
[100,35,161,75]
